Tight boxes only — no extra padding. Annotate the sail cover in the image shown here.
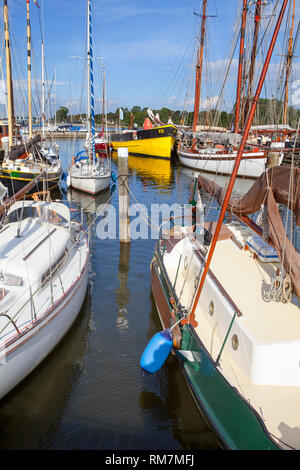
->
[8,134,41,161]
[197,166,300,297]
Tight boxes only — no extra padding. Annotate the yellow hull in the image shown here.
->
[111,125,177,160]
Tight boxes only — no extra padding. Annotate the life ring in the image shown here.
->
[133,132,137,140]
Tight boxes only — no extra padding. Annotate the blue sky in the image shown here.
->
[3,0,300,119]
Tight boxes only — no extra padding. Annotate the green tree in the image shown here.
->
[56,106,69,122]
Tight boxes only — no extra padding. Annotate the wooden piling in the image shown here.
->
[118,148,130,243]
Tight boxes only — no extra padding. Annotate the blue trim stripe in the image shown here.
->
[89,1,95,161]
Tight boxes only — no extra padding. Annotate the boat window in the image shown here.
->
[0,289,7,301]
[41,250,68,285]
[46,209,69,229]
[0,273,23,286]
[6,206,69,229]
[5,206,40,224]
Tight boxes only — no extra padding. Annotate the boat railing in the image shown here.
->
[0,226,88,345]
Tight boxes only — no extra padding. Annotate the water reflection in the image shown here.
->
[179,165,254,197]
[115,242,131,330]
[112,151,175,190]
[67,187,111,215]
[139,295,221,450]
[0,292,92,450]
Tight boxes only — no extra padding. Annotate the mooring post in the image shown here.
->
[118,147,131,243]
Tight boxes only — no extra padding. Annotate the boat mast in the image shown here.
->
[3,0,15,149]
[244,1,262,124]
[283,0,296,125]
[41,0,45,139]
[192,0,207,149]
[87,0,95,163]
[26,0,32,138]
[234,0,248,133]
[184,0,288,327]
[102,66,106,138]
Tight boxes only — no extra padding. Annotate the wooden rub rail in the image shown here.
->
[23,228,57,261]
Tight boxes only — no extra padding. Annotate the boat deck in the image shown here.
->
[163,225,300,449]
[211,238,300,343]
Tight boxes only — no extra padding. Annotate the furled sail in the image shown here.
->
[197,166,300,296]
[8,134,42,161]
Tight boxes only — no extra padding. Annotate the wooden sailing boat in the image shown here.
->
[110,121,177,160]
[0,0,62,194]
[68,0,111,195]
[177,0,281,179]
[249,0,298,146]
[147,0,300,449]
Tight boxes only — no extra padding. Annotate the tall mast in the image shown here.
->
[87,0,95,162]
[41,0,45,139]
[234,0,248,133]
[3,0,14,149]
[192,0,207,148]
[55,68,57,127]
[184,0,288,327]
[283,0,295,125]
[102,67,105,137]
[244,1,262,123]
[26,0,32,138]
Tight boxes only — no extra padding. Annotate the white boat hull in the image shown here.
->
[69,166,111,194]
[0,252,89,400]
[178,148,271,178]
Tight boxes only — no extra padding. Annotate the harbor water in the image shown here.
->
[0,137,255,451]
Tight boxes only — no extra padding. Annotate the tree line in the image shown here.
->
[55,99,300,129]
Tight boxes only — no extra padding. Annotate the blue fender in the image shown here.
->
[140,329,173,373]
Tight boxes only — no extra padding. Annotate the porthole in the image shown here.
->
[232,334,239,351]
[209,301,214,316]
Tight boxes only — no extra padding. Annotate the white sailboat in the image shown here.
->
[0,197,89,400]
[68,0,111,195]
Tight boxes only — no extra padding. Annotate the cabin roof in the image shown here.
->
[0,219,70,284]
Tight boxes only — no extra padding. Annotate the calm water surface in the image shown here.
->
[0,138,253,450]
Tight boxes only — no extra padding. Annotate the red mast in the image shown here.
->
[234,0,248,133]
[183,0,289,327]
[192,0,207,149]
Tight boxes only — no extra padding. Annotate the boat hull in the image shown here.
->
[111,125,177,159]
[0,167,62,194]
[0,245,89,400]
[69,168,111,195]
[178,148,269,178]
[150,245,279,450]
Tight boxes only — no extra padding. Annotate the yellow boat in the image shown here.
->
[110,124,177,160]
